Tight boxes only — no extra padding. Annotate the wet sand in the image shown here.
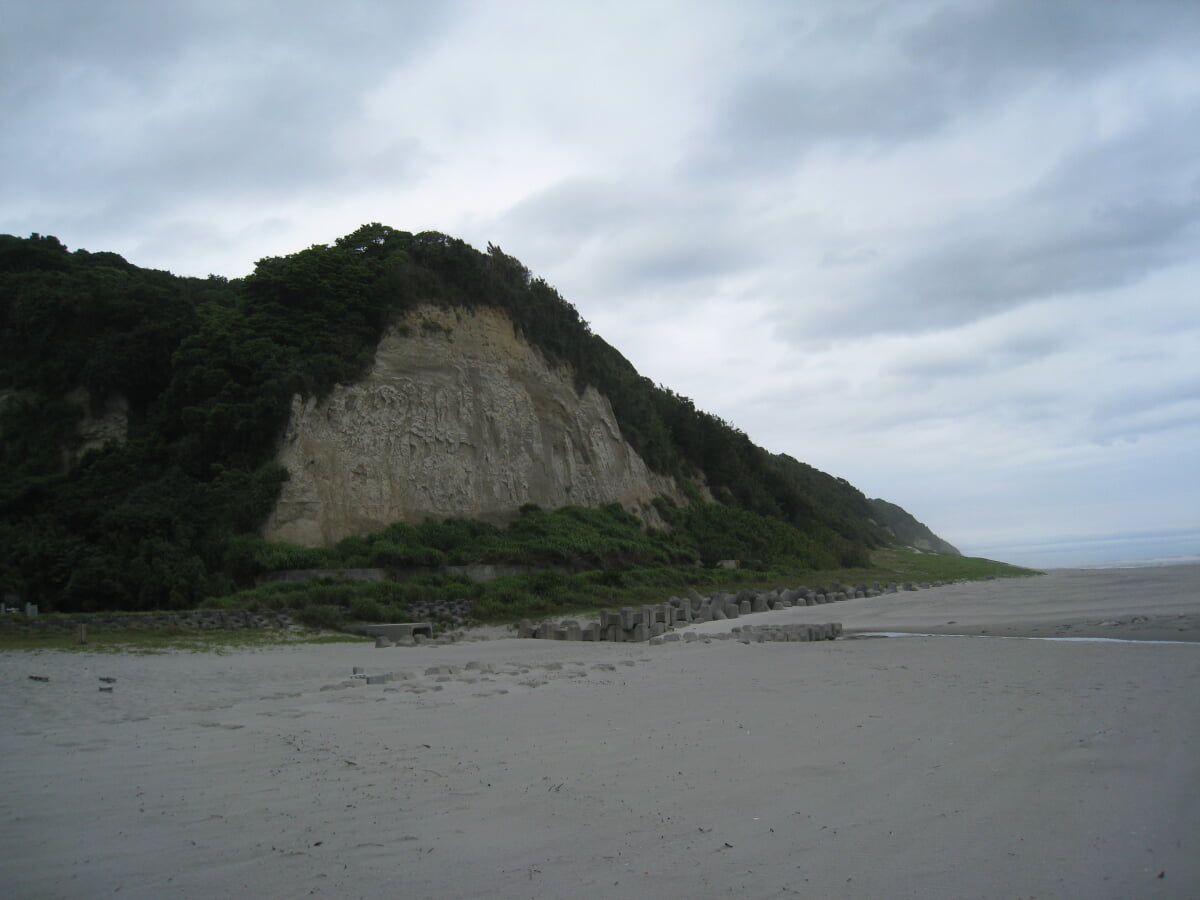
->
[2,565,1198,898]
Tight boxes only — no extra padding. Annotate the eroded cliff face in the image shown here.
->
[263,305,689,546]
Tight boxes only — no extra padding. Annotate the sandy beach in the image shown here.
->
[3,565,1198,899]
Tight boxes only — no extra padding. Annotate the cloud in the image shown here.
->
[3,0,1199,563]
[1,1,457,270]
[692,0,1200,175]
[908,0,1200,81]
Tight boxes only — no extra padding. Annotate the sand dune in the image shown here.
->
[2,565,1198,898]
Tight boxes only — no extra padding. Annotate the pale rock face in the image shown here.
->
[66,388,128,465]
[263,306,689,547]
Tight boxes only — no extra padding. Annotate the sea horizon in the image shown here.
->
[960,526,1200,571]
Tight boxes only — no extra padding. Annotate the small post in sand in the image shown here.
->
[77,624,87,645]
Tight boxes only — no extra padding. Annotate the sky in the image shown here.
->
[3,0,1198,568]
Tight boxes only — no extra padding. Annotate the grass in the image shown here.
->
[465,549,1038,623]
[0,625,370,654]
[0,549,1037,653]
[802,548,1041,586]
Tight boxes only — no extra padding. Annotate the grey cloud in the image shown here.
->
[497,176,763,299]
[690,0,1200,178]
[2,1,456,239]
[1094,374,1200,429]
[909,0,1200,81]
[883,198,1195,324]
[603,230,758,291]
[820,246,881,268]
[501,178,642,252]
[887,331,1065,379]
[3,1,458,85]
[694,68,951,174]
[804,104,1200,337]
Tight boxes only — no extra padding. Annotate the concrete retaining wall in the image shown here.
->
[509,579,960,644]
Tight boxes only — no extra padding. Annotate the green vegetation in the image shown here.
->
[229,501,863,587]
[0,547,1032,650]
[204,547,1034,631]
[867,498,961,555]
[1,226,953,616]
[772,548,1040,591]
[0,624,366,654]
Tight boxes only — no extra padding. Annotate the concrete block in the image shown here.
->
[349,622,434,641]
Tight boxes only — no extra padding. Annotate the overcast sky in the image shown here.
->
[4,0,1198,567]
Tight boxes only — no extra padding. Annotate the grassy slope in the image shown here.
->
[0,626,367,653]
[0,550,1036,651]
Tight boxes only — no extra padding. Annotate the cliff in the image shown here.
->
[0,227,963,613]
[264,305,691,545]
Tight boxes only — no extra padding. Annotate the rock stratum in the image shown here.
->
[264,305,691,546]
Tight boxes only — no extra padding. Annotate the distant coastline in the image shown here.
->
[963,526,1200,570]
[1066,554,1200,571]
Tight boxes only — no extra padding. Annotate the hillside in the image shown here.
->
[0,226,957,612]
[868,498,961,556]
